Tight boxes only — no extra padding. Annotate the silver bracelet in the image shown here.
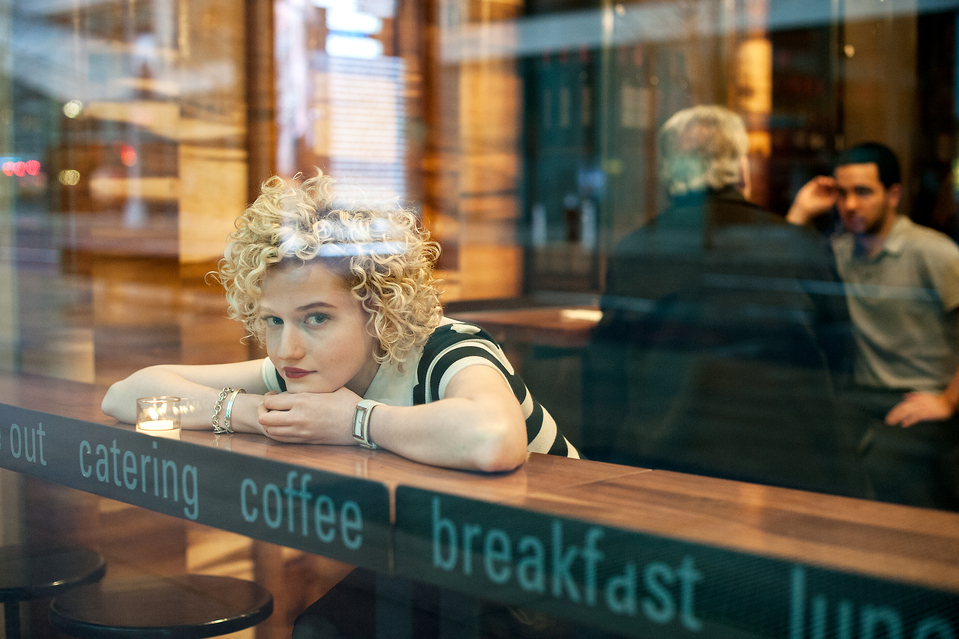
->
[223,388,245,434]
[212,387,240,434]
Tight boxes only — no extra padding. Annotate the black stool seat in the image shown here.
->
[0,545,106,639]
[49,574,274,639]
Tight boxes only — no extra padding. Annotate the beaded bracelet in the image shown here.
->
[212,387,241,434]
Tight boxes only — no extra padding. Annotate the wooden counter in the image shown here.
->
[1,371,957,638]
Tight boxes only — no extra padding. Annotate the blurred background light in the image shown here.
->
[58,169,80,186]
[327,9,382,35]
[120,144,138,167]
[326,34,383,59]
[63,99,83,119]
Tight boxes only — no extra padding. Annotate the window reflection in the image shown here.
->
[2,1,959,637]
[0,0,958,508]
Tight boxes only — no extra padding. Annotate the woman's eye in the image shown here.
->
[305,313,329,326]
[263,316,282,327]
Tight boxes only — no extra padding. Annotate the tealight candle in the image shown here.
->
[136,396,181,438]
[138,419,176,431]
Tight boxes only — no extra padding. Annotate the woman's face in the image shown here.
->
[259,261,380,396]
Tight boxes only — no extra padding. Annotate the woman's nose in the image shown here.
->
[276,327,305,360]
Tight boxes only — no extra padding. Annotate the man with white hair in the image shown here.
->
[657,105,754,200]
[583,105,856,496]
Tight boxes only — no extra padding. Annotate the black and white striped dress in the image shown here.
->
[412,320,579,458]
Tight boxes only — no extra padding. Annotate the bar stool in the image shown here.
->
[0,544,107,639]
[49,574,274,639]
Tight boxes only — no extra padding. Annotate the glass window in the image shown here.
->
[1,0,957,635]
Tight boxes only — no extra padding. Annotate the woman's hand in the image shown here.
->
[257,387,361,444]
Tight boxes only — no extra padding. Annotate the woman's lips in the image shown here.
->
[283,367,312,379]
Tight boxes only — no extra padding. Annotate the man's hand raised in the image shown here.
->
[786,176,839,226]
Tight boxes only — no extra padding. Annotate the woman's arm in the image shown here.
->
[257,365,528,472]
[101,360,271,433]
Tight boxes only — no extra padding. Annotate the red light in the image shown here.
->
[120,144,137,167]
[0,159,42,178]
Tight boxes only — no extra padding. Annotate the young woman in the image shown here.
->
[101,171,579,471]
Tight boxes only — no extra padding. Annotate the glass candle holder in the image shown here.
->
[136,396,181,438]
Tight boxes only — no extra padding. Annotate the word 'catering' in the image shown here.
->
[79,437,199,519]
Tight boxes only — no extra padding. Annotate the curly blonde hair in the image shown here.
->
[218,171,443,365]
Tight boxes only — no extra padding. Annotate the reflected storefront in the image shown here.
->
[1,0,958,637]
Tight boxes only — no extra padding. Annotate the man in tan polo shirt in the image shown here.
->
[789,142,959,509]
